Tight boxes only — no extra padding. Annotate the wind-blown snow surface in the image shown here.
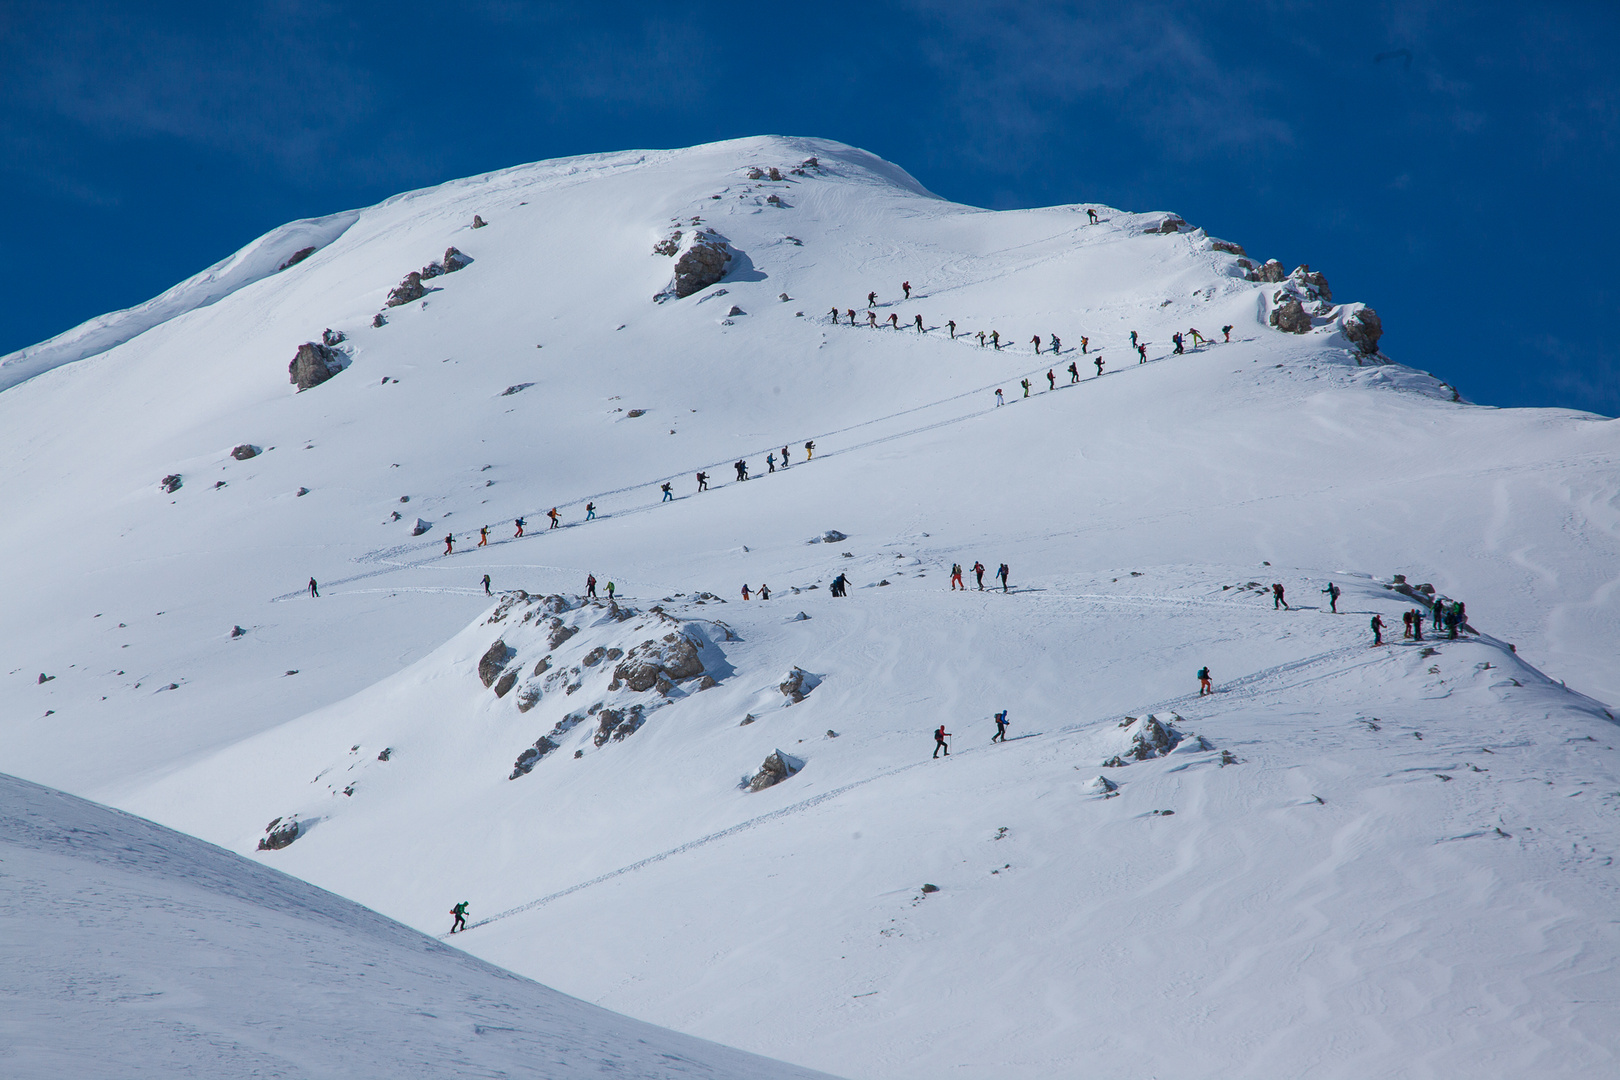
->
[0,772,838,1079]
[3,135,1618,1078]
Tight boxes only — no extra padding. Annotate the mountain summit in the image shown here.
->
[3,136,1617,1079]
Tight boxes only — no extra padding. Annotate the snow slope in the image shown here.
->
[0,771,839,1079]
[3,135,1618,1078]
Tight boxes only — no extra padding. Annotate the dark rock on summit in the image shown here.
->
[1270,296,1311,334]
[1290,265,1332,303]
[1343,307,1383,355]
[1210,238,1246,256]
[478,639,513,688]
[288,342,346,390]
[1256,259,1287,283]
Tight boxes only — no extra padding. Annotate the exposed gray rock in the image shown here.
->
[510,736,557,779]
[746,167,764,179]
[501,383,533,396]
[582,646,607,667]
[322,328,345,346]
[1210,238,1246,256]
[160,474,182,494]
[547,619,578,650]
[779,666,818,704]
[278,246,317,271]
[420,261,444,280]
[443,247,471,273]
[660,229,733,300]
[653,231,682,256]
[920,883,940,894]
[231,625,246,638]
[1130,715,1183,760]
[1343,306,1383,355]
[768,167,782,181]
[231,444,260,461]
[1150,216,1187,234]
[727,305,744,317]
[612,633,703,691]
[593,704,649,747]
[257,816,299,851]
[749,749,799,792]
[1290,265,1332,302]
[478,640,513,688]
[493,671,518,698]
[372,313,387,328]
[385,271,426,308]
[696,674,718,691]
[471,214,487,229]
[1256,259,1287,283]
[1270,296,1311,334]
[288,341,346,390]
[516,686,540,712]
[626,408,646,417]
[410,517,431,536]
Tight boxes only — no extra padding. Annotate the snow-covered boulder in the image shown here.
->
[657,228,733,300]
[385,271,426,308]
[256,815,300,851]
[288,341,346,390]
[749,749,801,792]
[613,633,703,691]
[1291,264,1332,303]
[1342,305,1383,355]
[478,640,513,688]
[779,666,821,704]
[443,247,472,273]
[1270,295,1311,334]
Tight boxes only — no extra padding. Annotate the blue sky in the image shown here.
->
[4,1,1617,415]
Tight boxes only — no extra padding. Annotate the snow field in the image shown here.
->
[3,135,1617,1079]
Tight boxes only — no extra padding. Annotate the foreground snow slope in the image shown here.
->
[3,135,1618,1078]
[0,771,839,1079]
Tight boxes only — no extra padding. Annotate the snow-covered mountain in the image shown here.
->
[3,134,1617,1079]
[0,770,836,1079]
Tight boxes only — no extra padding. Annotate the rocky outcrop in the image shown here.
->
[478,640,513,688]
[443,247,471,273]
[493,671,518,698]
[1290,265,1332,303]
[278,246,317,271]
[1269,296,1311,334]
[471,215,487,229]
[749,750,800,792]
[612,633,703,692]
[385,271,426,308]
[257,816,300,851]
[231,444,259,461]
[288,342,346,390]
[657,229,733,300]
[1256,259,1287,283]
[1149,215,1186,234]
[1124,714,1185,760]
[779,666,819,704]
[1343,306,1383,355]
[160,474,182,494]
[322,328,345,346]
[593,704,648,746]
[653,230,682,256]
[1210,238,1246,256]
